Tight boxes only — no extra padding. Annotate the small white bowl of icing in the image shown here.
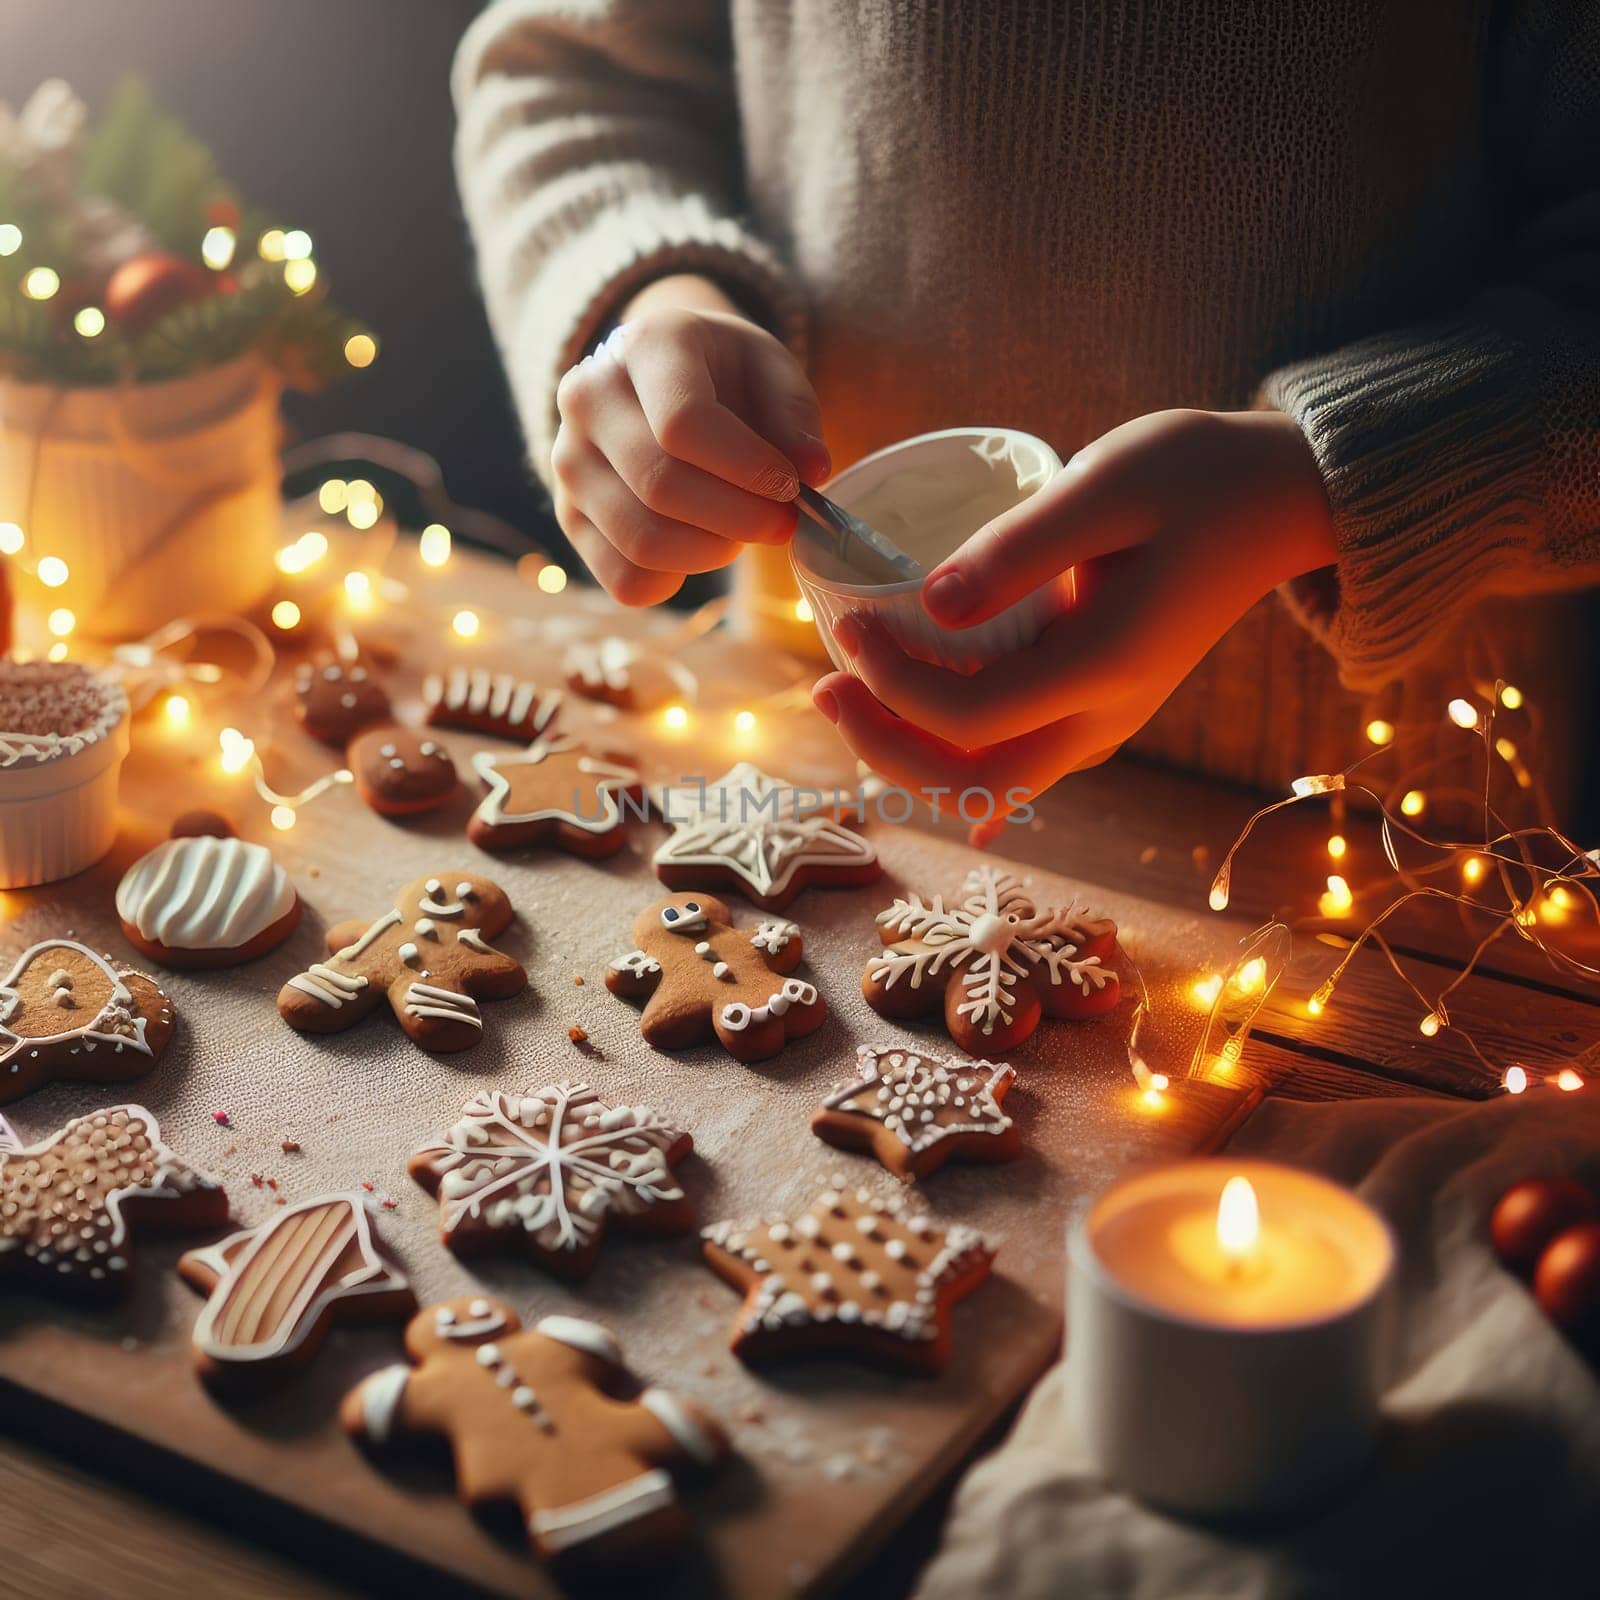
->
[790,427,1071,677]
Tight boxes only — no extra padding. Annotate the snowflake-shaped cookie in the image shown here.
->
[702,1176,995,1373]
[812,1045,1019,1180]
[652,762,880,910]
[407,1083,692,1277]
[863,865,1119,1052]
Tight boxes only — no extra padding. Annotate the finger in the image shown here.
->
[616,325,801,500]
[552,437,743,575]
[832,602,1138,745]
[741,335,831,486]
[557,502,685,607]
[921,451,1152,629]
[813,673,1119,823]
[583,390,797,546]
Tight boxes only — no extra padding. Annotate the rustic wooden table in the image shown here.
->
[4,535,1594,1600]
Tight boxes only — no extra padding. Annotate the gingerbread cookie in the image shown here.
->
[408,1083,692,1278]
[0,939,175,1103]
[116,831,301,969]
[423,665,561,742]
[812,1045,1018,1181]
[179,1193,415,1387]
[277,872,526,1052]
[864,865,1120,1052]
[348,726,458,816]
[652,763,880,911]
[468,734,640,858]
[562,636,673,712]
[0,1105,226,1293]
[294,650,391,747]
[606,893,825,1063]
[702,1177,994,1373]
[341,1298,727,1568]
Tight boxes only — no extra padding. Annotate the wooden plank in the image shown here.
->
[1229,1038,1454,1103]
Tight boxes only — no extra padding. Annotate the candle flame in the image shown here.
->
[1216,1175,1260,1260]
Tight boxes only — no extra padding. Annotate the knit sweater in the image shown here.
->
[452,0,1600,780]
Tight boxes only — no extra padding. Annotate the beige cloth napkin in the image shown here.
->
[918,1093,1600,1599]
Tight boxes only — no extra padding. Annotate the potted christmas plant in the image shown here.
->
[0,78,370,643]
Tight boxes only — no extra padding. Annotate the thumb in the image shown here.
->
[744,336,831,486]
[921,454,1148,629]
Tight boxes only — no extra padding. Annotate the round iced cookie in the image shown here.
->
[116,833,301,969]
[348,726,458,817]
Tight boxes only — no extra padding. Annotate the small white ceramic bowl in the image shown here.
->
[791,427,1071,676]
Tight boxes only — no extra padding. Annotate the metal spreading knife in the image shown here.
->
[794,486,924,584]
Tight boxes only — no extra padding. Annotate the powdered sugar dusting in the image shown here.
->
[0,661,126,766]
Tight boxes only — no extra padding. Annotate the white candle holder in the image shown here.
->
[1066,1158,1396,1519]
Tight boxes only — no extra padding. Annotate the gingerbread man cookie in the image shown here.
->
[606,893,825,1063]
[409,1083,692,1277]
[0,939,175,1103]
[341,1298,727,1568]
[468,734,640,858]
[0,1105,226,1293]
[423,665,561,742]
[116,830,301,969]
[812,1045,1019,1181]
[180,1193,414,1388]
[347,726,459,817]
[294,650,391,747]
[702,1177,994,1374]
[652,763,880,910]
[277,872,526,1052]
[864,865,1120,1052]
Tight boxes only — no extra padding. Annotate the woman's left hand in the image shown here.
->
[811,409,1336,844]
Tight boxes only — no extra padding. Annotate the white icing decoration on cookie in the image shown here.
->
[659,900,706,934]
[638,1387,721,1465]
[403,983,482,1030]
[470,736,637,833]
[718,978,818,1033]
[609,949,660,978]
[339,910,402,960]
[535,1313,622,1364]
[0,941,156,1066]
[398,943,420,965]
[361,1364,411,1443]
[529,1470,675,1553]
[285,963,369,1008]
[115,835,295,951]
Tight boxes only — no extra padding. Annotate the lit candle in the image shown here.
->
[1067,1159,1395,1516]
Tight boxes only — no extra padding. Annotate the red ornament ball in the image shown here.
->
[104,252,214,335]
[1534,1222,1600,1345]
[1490,1177,1599,1275]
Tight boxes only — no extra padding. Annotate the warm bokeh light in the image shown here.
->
[318,478,348,514]
[662,703,689,731]
[1326,833,1346,860]
[270,804,296,831]
[1318,874,1353,917]
[258,228,287,261]
[46,641,68,662]
[452,608,480,639]
[343,332,377,368]
[1216,1176,1260,1261]
[0,522,23,555]
[163,693,192,729]
[22,266,59,300]
[299,531,328,562]
[283,258,317,295]
[1462,854,1484,884]
[0,222,21,256]
[1447,697,1478,730]
[347,497,380,530]
[1557,1068,1584,1092]
[1499,684,1523,710]
[1400,789,1426,818]
[201,225,237,270]
[344,570,373,606]
[1234,957,1267,994]
[1503,1065,1528,1095]
[36,556,69,587]
[1419,1011,1441,1037]
[794,597,814,624]
[734,709,757,734]
[537,563,568,595]
[1365,719,1395,746]
[218,728,255,774]
[1191,973,1223,1008]
[271,599,302,630]
[73,305,106,338]
[46,608,75,637]
[418,523,452,567]
[281,229,313,261]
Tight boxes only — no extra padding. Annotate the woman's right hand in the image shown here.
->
[551,276,830,605]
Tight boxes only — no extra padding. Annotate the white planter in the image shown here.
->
[0,354,283,641]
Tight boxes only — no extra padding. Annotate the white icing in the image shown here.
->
[115,835,295,950]
[339,910,402,960]
[398,942,420,965]
[403,983,482,1030]
[361,1364,410,1443]
[438,1306,508,1340]
[659,901,706,934]
[0,941,155,1067]
[529,1469,675,1553]
[471,736,639,834]
[719,978,818,1033]
[638,1387,721,1465]
[535,1313,622,1364]
[285,964,368,1008]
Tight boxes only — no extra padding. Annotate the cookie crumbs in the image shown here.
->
[1139,845,1158,865]
[568,1025,588,1044]
[736,1404,765,1426]
[223,1144,237,1157]
[380,1196,398,1210]
[573,974,585,985]
[281,1139,301,1153]
[308,865,321,878]
[211,1110,231,1127]
[265,1177,278,1191]
[361,1180,375,1192]
[250,1173,263,1188]
[274,1196,287,1206]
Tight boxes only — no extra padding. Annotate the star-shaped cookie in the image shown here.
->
[702,1177,994,1373]
[468,734,640,858]
[652,763,880,910]
[812,1045,1018,1180]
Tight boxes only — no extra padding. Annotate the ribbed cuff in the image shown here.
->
[504,193,805,487]
[1259,322,1540,692]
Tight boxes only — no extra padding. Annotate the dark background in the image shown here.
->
[1,0,555,553]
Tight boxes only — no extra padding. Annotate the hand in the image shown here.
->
[812,409,1335,844]
[551,274,831,605]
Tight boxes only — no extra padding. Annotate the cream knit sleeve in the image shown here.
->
[1259,2,1600,692]
[452,0,802,484]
